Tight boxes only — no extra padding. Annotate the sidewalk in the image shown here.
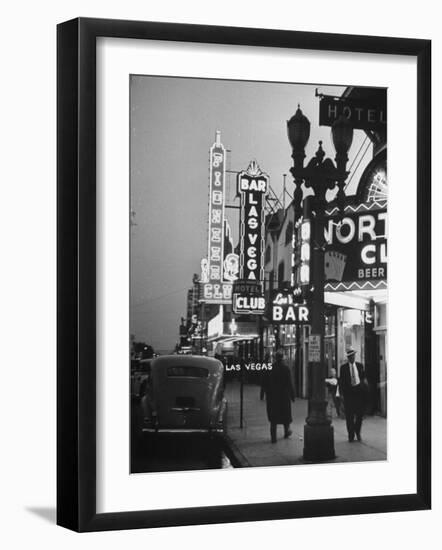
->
[224,380,387,467]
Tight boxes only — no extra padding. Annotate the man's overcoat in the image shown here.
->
[263,360,294,424]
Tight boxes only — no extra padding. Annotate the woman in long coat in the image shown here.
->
[262,350,295,443]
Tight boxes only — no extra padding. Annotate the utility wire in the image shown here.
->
[132,286,189,309]
[344,138,371,190]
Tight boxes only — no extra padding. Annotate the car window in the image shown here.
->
[167,366,209,378]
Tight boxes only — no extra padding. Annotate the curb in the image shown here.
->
[222,434,252,468]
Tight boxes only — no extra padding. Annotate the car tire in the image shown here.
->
[222,400,228,436]
[130,399,144,451]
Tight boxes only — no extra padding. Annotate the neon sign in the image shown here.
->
[324,202,387,283]
[292,216,311,289]
[237,160,268,282]
[207,131,226,285]
[202,282,232,302]
[233,295,266,315]
[201,131,233,304]
[270,288,310,325]
[232,279,265,315]
[223,252,239,282]
[233,160,268,314]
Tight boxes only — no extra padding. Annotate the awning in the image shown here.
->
[207,332,259,344]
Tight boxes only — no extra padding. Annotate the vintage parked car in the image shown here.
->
[139,355,227,434]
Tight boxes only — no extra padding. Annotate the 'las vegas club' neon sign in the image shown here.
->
[233,160,268,315]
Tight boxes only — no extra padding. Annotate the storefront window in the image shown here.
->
[338,308,365,367]
[324,310,336,374]
[375,302,387,330]
[325,312,336,337]
[280,324,296,347]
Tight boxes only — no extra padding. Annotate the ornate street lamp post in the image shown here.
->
[287,107,353,461]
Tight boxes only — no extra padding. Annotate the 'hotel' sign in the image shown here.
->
[319,97,386,131]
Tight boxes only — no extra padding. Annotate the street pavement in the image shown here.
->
[131,432,234,473]
[224,379,387,467]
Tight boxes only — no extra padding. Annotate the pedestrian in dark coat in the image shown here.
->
[262,350,295,443]
[339,347,368,442]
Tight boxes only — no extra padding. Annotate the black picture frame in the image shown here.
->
[57,17,431,532]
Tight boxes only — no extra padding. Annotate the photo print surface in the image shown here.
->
[129,75,387,474]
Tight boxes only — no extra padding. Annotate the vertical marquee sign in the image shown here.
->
[208,131,225,282]
[238,160,268,281]
[234,160,268,315]
[292,216,312,289]
[201,131,233,304]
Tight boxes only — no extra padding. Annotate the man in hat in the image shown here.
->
[338,347,367,442]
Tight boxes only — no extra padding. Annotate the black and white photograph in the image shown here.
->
[129,76,388,473]
[1,0,435,542]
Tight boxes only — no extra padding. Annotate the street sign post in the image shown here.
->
[308,335,321,362]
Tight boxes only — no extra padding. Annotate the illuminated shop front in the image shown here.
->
[322,289,387,416]
[262,282,387,415]
[206,305,260,358]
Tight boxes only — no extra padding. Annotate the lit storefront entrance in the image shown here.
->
[263,288,387,417]
[324,288,387,417]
